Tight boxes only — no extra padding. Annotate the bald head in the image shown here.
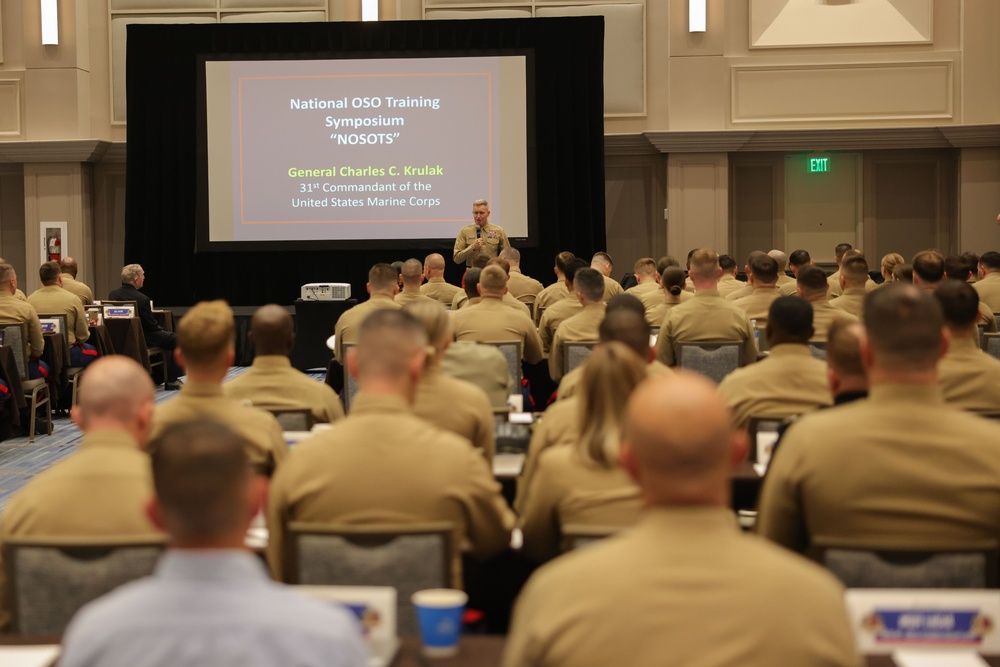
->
[767,250,788,272]
[74,356,155,440]
[401,258,423,288]
[621,373,743,506]
[250,305,293,356]
[59,257,79,277]
[499,247,521,265]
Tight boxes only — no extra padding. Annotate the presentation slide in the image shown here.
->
[203,55,530,245]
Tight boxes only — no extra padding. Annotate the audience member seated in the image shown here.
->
[538,258,588,354]
[878,252,905,287]
[730,253,781,321]
[332,263,400,364]
[655,248,757,367]
[893,262,914,284]
[757,284,1000,554]
[452,258,530,316]
[623,257,662,310]
[224,305,344,424]
[439,340,514,410]
[0,263,47,379]
[533,252,575,322]
[0,258,28,301]
[974,251,1000,312]
[27,261,98,368]
[716,254,744,298]
[418,253,461,306]
[795,265,858,343]
[394,258,437,306]
[718,297,831,430]
[266,309,514,587]
[59,420,367,667]
[825,319,869,405]
[519,343,644,562]
[645,266,691,327]
[914,249,996,332]
[826,242,853,297]
[451,265,543,365]
[503,372,860,667]
[109,264,181,388]
[590,252,624,302]
[452,267,483,311]
[934,280,1000,412]
[723,251,765,302]
[828,254,870,320]
[404,299,496,461]
[59,256,95,305]
[549,268,607,381]
[0,356,160,630]
[768,249,795,290]
[150,300,286,476]
[944,253,976,284]
[501,247,543,304]
[778,249,814,296]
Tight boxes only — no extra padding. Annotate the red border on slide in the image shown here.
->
[237,72,494,225]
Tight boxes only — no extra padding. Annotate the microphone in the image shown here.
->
[475,227,481,240]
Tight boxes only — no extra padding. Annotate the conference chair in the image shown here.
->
[282,521,453,635]
[482,340,522,390]
[562,340,597,377]
[811,542,1000,589]
[39,312,84,408]
[341,343,360,413]
[0,323,51,442]
[560,524,621,553]
[2,535,166,636]
[982,333,1000,361]
[807,341,827,361]
[675,341,741,384]
[257,405,315,432]
[534,306,546,326]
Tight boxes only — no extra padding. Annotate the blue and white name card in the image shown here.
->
[104,305,135,319]
[846,590,1000,654]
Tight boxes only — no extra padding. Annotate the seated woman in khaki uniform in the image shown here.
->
[518,342,645,562]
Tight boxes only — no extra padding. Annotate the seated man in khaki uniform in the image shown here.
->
[590,252,624,303]
[394,258,437,306]
[767,249,796,291]
[266,309,515,587]
[825,319,869,405]
[716,254,744,299]
[0,258,28,301]
[451,265,543,365]
[58,256,95,305]
[150,300,287,476]
[504,372,860,667]
[623,258,662,311]
[778,249,814,296]
[500,247,543,305]
[27,261,97,367]
[452,259,530,316]
[934,280,1000,412]
[974,251,1000,313]
[538,258,589,354]
[419,253,461,305]
[655,249,757,368]
[332,263,400,364]
[724,251,766,302]
[828,254,870,320]
[796,265,859,343]
[730,253,780,322]
[533,251,575,323]
[0,356,161,630]
[224,305,344,424]
[757,284,1000,554]
[826,242,854,297]
[718,297,832,430]
[913,249,996,333]
[0,263,46,378]
[549,268,607,381]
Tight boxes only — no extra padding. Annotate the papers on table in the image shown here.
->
[0,646,60,667]
[493,453,524,478]
[892,649,989,667]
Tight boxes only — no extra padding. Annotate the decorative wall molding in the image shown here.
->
[604,134,657,156]
[0,140,126,163]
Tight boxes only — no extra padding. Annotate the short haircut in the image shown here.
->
[177,300,234,367]
[933,279,980,328]
[688,248,720,281]
[841,255,870,287]
[463,268,482,299]
[401,258,423,285]
[767,296,813,342]
[479,264,508,293]
[38,261,61,285]
[0,264,13,284]
[979,251,1000,272]
[499,247,520,263]
[768,250,788,271]
[656,256,679,274]
[77,356,155,424]
[718,254,737,272]
[605,293,645,318]
[912,249,945,283]
[355,308,427,379]
[599,306,651,359]
[796,266,829,296]
[368,263,399,292]
[750,254,779,283]
[390,260,404,276]
[121,264,143,284]
[554,251,575,275]
[944,254,973,282]
[403,299,452,355]
[487,257,511,275]
[574,267,605,302]
[249,304,293,356]
[834,243,853,261]
[893,263,913,283]
[864,283,943,372]
[472,254,491,269]
[473,199,489,209]
[685,248,698,268]
[744,250,766,268]
[961,252,980,273]
[423,253,445,272]
[788,250,811,268]
[149,420,251,543]
[826,319,865,378]
[633,257,657,277]
[661,267,686,296]
[564,258,591,283]
[591,252,614,270]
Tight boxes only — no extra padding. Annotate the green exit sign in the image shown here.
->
[809,157,830,173]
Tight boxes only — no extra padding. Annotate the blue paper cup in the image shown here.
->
[411,588,468,657]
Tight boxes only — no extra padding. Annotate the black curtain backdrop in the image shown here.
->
[125,18,606,306]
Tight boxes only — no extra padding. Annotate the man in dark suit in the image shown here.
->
[109,264,180,389]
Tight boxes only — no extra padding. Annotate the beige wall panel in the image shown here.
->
[398,0,421,21]
[88,0,118,140]
[667,153,728,256]
[958,148,1000,255]
[537,4,644,116]
[749,0,932,50]
[425,0,525,4]
[24,69,89,139]
[731,60,954,125]
[961,2,1000,124]
[93,163,127,298]
[0,165,25,273]
[605,155,667,268]
[423,9,532,19]
[3,0,24,68]
[0,78,22,137]
[222,0,324,7]
[111,0,215,9]
[221,11,326,22]
[23,164,90,294]
[668,56,725,131]
[669,0,724,57]
[23,0,88,70]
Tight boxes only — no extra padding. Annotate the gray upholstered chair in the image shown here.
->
[482,340,522,389]
[2,536,165,636]
[560,524,621,553]
[1,323,51,442]
[282,522,453,635]
[257,405,315,432]
[562,340,597,376]
[341,343,360,413]
[812,544,1000,589]
[982,333,1000,361]
[676,341,741,384]
[807,341,827,361]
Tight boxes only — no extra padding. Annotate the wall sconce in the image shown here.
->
[41,0,59,45]
[361,0,378,22]
[689,0,706,33]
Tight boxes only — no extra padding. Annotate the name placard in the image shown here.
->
[103,306,135,319]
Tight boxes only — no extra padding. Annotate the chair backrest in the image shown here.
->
[483,341,522,390]
[284,522,453,636]
[978,324,986,348]
[560,524,621,553]
[258,406,315,431]
[676,342,741,383]
[0,323,29,380]
[807,341,827,361]
[534,306,546,326]
[982,333,1000,361]
[2,536,165,636]
[562,340,597,376]
[341,343,360,413]
[38,313,69,347]
[813,544,1000,589]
